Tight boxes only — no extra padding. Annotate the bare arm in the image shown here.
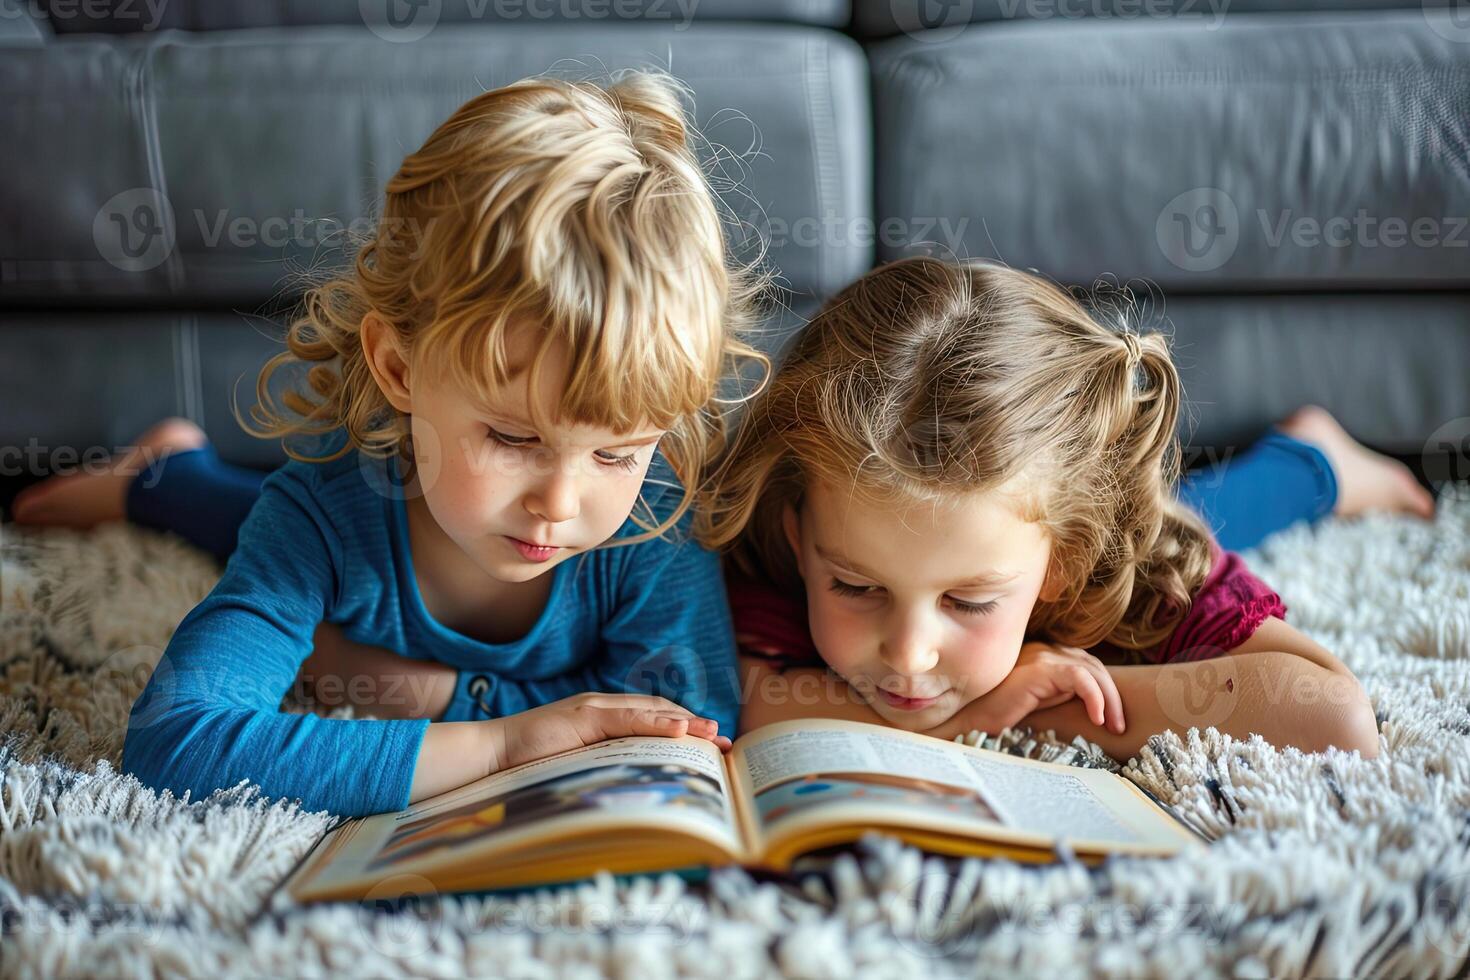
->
[306,631,736,805]
[967,618,1380,759]
[298,626,497,804]
[408,720,498,802]
[299,623,458,721]
[737,620,1380,763]
[736,655,891,734]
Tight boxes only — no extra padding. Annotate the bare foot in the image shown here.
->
[1277,405,1435,520]
[11,417,209,528]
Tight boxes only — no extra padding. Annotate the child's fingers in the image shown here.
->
[1070,666,1107,728]
[594,693,696,717]
[1033,692,1074,712]
[592,708,691,741]
[622,711,688,737]
[617,699,727,743]
[1096,667,1125,734]
[648,712,722,740]
[684,716,718,736]
[1060,653,1124,735]
[1075,656,1125,734]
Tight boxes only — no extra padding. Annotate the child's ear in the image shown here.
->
[781,501,807,579]
[360,311,413,414]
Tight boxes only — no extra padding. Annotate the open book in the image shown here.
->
[285,719,1206,903]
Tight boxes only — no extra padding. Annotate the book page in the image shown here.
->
[743,726,982,796]
[730,720,1187,855]
[732,723,1007,847]
[961,754,1139,843]
[295,735,743,897]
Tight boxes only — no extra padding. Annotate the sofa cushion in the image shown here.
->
[1159,293,1470,455]
[869,10,1470,289]
[0,299,824,470]
[0,22,872,306]
[40,0,850,33]
[0,0,47,44]
[855,0,1461,38]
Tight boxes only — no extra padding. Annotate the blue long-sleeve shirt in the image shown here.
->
[119,445,740,818]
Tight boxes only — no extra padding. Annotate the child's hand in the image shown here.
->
[486,693,732,775]
[926,641,1126,740]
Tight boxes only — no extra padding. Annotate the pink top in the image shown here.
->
[727,538,1286,671]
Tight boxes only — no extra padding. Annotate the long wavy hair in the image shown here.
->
[697,256,1215,651]
[241,71,770,545]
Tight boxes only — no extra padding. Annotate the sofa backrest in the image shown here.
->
[0,15,871,465]
[862,4,1470,454]
[3,0,1466,472]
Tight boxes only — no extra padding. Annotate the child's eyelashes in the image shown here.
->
[948,596,1000,616]
[595,450,641,472]
[488,427,536,449]
[485,427,641,472]
[826,576,999,616]
[826,577,875,600]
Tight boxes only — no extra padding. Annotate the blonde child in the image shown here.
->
[15,73,766,816]
[700,256,1388,760]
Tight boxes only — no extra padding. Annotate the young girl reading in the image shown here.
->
[699,256,1394,760]
[12,72,769,818]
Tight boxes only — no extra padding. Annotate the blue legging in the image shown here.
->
[1176,430,1337,552]
[125,429,1336,564]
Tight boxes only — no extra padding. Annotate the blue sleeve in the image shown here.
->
[469,518,742,740]
[596,521,741,738]
[119,467,430,818]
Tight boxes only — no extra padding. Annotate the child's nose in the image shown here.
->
[524,465,581,524]
[879,615,940,676]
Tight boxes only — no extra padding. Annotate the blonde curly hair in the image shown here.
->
[243,71,769,545]
[696,256,1215,652]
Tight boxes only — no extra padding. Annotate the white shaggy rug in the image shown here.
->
[3,489,1470,978]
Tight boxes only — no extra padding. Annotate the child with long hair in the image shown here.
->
[14,72,768,817]
[699,256,1395,759]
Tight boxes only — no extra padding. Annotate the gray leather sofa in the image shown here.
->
[3,0,1467,503]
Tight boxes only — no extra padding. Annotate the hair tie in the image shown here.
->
[1120,333,1143,370]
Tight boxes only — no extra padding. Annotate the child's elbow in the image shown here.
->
[1299,665,1381,759]
[1327,695,1381,759]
